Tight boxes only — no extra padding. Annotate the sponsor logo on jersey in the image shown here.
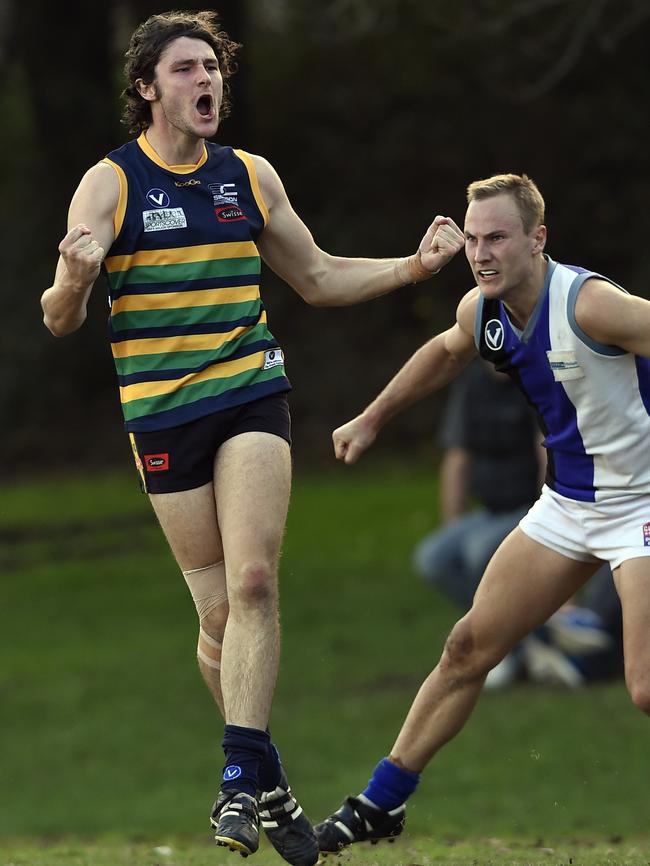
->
[485,318,504,351]
[546,350,584,382]
[215,204,246,222]
[262,348,284,370]
[643,522,650,546]
[209,182,246,221]
[174,178,201,187]
[144,453,170,472]
[209,181,239,207]
[146,188,170,208]
[142,207,187,232]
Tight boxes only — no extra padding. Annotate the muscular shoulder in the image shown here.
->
[573,277,627,345]
[72,162,120,215]
[244,153,287,211]
[443,288,480,363]
[68,161,120,248]
[456,287,481,336]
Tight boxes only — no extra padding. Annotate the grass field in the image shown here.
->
[1,466,649,865]
[3,836,650,866]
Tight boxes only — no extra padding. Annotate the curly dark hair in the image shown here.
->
[120,10,241,134]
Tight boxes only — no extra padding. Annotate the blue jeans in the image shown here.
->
[412,506,530,611]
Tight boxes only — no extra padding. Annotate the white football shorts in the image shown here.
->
[519,485,650,570]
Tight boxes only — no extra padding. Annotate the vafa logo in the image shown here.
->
[146,188,170,208]
[485,318,504,351]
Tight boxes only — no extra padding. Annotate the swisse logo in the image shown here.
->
[215,204,246,222]
[144,453,169,472]
[484,318,504,351]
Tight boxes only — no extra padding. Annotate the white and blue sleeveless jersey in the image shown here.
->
[475,256,650,503]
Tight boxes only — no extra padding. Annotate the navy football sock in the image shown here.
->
[362,757,420,811]
[258,740,283,792]
[221,724,270,797]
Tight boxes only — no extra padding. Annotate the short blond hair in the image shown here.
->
[466,174,545,234]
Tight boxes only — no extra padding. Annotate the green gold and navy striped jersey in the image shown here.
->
[101,133,290,432]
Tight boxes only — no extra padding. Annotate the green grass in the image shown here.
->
[1,466,650,864]
[2,836,650,866]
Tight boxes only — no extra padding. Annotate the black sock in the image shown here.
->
[258,740,283,792]
[221,724,270,797]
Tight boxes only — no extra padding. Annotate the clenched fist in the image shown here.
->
[332,413,377,465]
[417,215,465,276]
[58,224,105,290]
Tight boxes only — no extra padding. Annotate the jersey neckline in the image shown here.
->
[137,132,209,174]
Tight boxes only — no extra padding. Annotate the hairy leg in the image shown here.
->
[214,431,292,728]
[391,528,597,771]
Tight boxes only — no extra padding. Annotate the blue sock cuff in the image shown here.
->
[362,758,420,811]
[221,725,270,796]
[222,724,270,757]
[258,742,282,792]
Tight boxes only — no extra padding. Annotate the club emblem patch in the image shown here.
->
[146,188,170,208]
[485,318,504,351]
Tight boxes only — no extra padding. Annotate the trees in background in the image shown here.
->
[1,0,649,469]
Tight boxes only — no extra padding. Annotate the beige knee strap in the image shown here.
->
[198,627,222,670]
[182,561,228,621]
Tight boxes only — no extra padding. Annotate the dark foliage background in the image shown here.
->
[2,0,649,472]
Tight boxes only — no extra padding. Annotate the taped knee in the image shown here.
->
[182,561,228,621]
[197,626,222,670]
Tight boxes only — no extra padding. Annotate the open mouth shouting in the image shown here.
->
[196,93,216,121]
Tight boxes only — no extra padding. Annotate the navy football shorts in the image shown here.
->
[128,393,291,494]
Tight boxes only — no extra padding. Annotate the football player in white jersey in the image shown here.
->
[316,173,650,852]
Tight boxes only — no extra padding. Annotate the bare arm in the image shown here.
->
[252,154,465,306]
[41,162,119,336]
[574,278,650,357]
[440,447,472,521]
[332,289,480,464]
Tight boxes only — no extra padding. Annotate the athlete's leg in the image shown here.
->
[213,431,291,728]
[390,528,597,771]
[613,557,650,714]
[148,484,228,713]
[148,428,313,863]
[315,528,598,853]
[210,431,303,858]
